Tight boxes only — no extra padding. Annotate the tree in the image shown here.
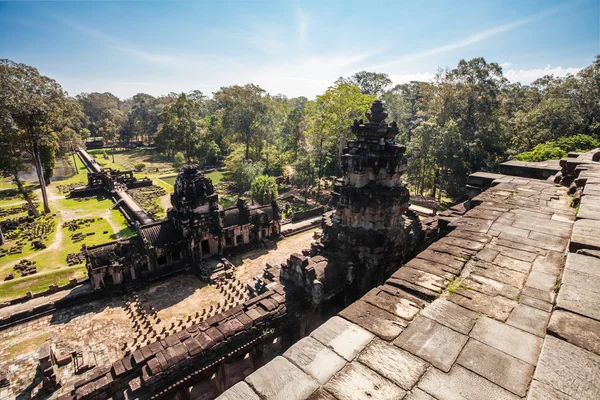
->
[173,152,185,169]
[338,71,392,96]
[293,153,317,204]
[251,175,278,205]
[315,83,376,174]
[128,93,161,143]
[155,93,202,160]
[232,160,264,192]
[214,84,267,160]
[0,59,79,213]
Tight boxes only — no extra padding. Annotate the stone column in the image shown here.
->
[250,346,264,371]
[215,361,231,393]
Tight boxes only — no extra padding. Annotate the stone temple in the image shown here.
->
[281,100,423,306]
[85,165,281,290]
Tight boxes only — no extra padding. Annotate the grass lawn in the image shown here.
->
[0,267,86,302]
[88,147,175,174]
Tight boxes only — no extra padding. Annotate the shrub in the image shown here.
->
[133,162,146,172]
[173,152,185,169]
[102,149,109,159]
[232,160,265,191]
[251,175,278,205]
[515,134,600,162]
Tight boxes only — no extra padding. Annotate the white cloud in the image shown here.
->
[367,4,563,70]
[296,7,309,44]
[389,72,436,84]
[504,65,581,84]
[500,62,512,67]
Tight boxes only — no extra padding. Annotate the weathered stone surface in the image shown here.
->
[324,362,405,400]
[512,216,572,238]
[463,274,520,300]
[448,290,516,321]
[531,251,564,277]
[522,285,555,303]
[306,388,337,400]
[416,250,466,270]
[457,339,534,396]
[283,337,346,384]
[493,254,532,274]
[492,244,538,262]
[418,365,519,400]
[394,316,468,372]
[577,195,600,220]
[420,298,478,335]
[358,338,428,390]
[570,219,600,251]
[562,268,600,293]
[245,356,319,400]
[405,258,458,279]
[556,283,600,320]
[449,217,494,233]
[363,288,421,321]
[566,252,600,277]
[447,229,492,243]
[534,336,600,399]
[548,310,600,355]
[215,381,261,400]
[310,316,374,362]
[339,300,405,341]
[437,235,487,251]
[468,260,527,289]
[526,271,557,292]
[405,388,436,400]
[470,317,543,365]
[488,223,530,238]
[519,295,553,312]
[527,380,572,400]
[499,231,566,252]
[506,304,550,337]
[391,267,447,296]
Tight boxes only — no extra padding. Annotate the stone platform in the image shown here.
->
[219,171,600,399]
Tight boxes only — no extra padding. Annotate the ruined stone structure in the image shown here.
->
[280,100,423,305]
[85,165,281,290]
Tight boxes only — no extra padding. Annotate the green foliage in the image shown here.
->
[516,134,600,161]
[133,162,146,172]
[293,153,317,202]
[173,152,185,169]
[232,160,264,191]
[251,175,278,205]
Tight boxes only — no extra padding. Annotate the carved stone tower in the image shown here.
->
[322,100,421,294]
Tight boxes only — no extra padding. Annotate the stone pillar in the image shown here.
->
[215,361,231,393]
[281,329,295,353]
[173,387,191,400]
[250,346,264,371]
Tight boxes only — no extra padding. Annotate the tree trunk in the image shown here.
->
[32,141,51,213]
[0,226,4,246]
[72,152,79,174]
[245,136,250,160]
[14,172,39,217]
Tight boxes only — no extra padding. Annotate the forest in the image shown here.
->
[1,55,599,212]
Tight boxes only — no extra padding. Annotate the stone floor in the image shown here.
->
[218,174,600,400]
[0,229,317,399]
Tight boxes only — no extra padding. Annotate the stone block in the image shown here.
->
[394,316,468,372]
[206,327,224,342]
[526,271,557,292]
[533,336,600,399]
[420,298,478,335]
[306,388,337,400]
[245,356,318,400]
[405,389,436,400]
[448,290,516,321]
[556,283,600,320]
[358,338,428,390]
[519,295,552,312]
[565,252,600,277]
[457,339,534,396]
[548,310,600,355]
[470,316,542,365]
[216,381,260,400]
[310,316,374,362]
[506,304,550,337]
[418,365,519,400]
[339,300,405,341]
[283,336,346,384]
[363,288,421,321]
[324,361,405,400]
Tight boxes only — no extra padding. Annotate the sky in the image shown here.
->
[0,0,598,99]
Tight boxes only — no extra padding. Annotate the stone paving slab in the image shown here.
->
[527,380,572,400]
[417,365,519,400]
[571,219,600,252]
[283,337,347,385]
[405,388,436,400]
[419,298,478,335]
[309,316,374,362]
[339,300,406,341]
[306,388,337,400]
[358,338,428,390]
[394,316,468,372]
[324,361,405,400]
[577,195,600,220]
[533,336,600,399]
[556,283,600,320]
[245,356,319,400]
[469,316,543,365]
[216,381,261,400]
[457,339,534,396]
[448,289,517,321]
[462,274,521,300]
[506,304,550,337]
[362,287,422,321]
[562,268,600,293]
[565,252,600,277]
[547,309,600,356]
[519,294,553,312]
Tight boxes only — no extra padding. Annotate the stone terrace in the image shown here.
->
[218,171,600,399]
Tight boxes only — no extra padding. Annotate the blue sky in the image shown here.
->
[1,0,598,99]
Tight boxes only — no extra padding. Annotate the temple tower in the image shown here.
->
[322,100,421,294]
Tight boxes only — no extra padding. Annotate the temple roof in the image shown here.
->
[139,220,184,247]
